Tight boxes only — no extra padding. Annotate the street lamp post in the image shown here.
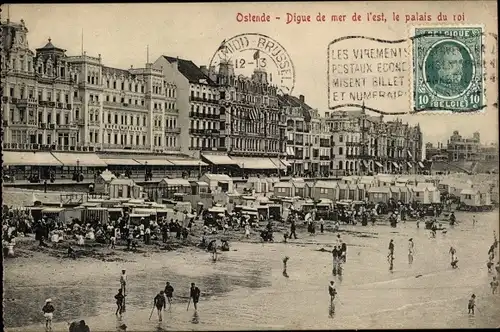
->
[76,158,80,182]
[145,161,148,181]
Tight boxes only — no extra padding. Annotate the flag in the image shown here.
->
[253,50,260,60]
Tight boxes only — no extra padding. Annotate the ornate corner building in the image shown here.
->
[1,19,184,156]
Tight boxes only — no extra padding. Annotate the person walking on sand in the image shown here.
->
[164,281,174,309]
[490,276,499,294]
[320,218,325,233]
[468,294,476,315]
[388,239,395,262]
[328,281,338,316]
[42,298,55,331]
[472,215,477,227]
[282,256,290,278]
[120,270,127,295]
[290,220,298,240]
[244,223,251,239]
[189,283,201,311]
[153,291,166,321]
[449,246,456,263]
[408,238,415,265]
[115,289,125,316]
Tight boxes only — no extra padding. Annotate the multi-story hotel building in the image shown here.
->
[446,131,481,161]
[153,56,220,158]
[1,19,184,154]
[324,108,423,175]
[282,94,331,176]
[1,19,206,182]
[199,61,288,174]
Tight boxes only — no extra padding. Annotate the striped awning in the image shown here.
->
[231,157,277,169]
[375,161,383,168]
[168,159,207,166]
[418,162,425,168]
[133,159,174,166]
[270,158,286,170]
[52,153,107,167]
[286,147,295,156]
[3,151,62,166]
[202,154,239,165]
[362,160,369,168]
[101,159,141,166]
[407,162,413,168]
[392,162,399,168]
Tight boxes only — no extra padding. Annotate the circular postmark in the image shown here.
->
[208,33,295,95]
[423,39,475,99]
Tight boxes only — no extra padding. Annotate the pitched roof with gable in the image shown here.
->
[278,95,312,121]
[460,189,479,195]
[314,181,338,189]
[162,56,216,85]
[202,174,232,182]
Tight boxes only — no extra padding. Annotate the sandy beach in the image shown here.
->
[4,210,500,331]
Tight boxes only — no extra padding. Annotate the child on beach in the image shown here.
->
[468,294,476,315]
[42,298,55,331]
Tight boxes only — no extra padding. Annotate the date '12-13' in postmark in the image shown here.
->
[413,26,484,112]
[208,33,296,95]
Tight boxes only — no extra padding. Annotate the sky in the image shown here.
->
[4,2,498,145]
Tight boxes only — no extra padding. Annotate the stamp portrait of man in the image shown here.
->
[428,43,468,97]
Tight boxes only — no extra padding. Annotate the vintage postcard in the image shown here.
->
[1,1,498,331]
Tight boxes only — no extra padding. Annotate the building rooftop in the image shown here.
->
[162,56,216,86]
[36,38,66,52]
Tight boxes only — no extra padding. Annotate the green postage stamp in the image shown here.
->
[413,26,484,112]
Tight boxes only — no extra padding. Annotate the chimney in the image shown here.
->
[325,112,330,118]
[299,95,305,103]
[200,65,208,76]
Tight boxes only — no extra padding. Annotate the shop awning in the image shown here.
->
[3,151,62,166]
[392,162,400,168]
[168,159,207,166]
[269,159,286,169]
[202,154,239,165]
[418,162,425,168]
[375,161,383,168]
[281,159,292,167]
[133,159,174,166]
[286,147,295,156]
[101,158,141,166]
[52,153,107,167]
[407,162,413,168]
[231,157,277,169]
[362,160,369,168]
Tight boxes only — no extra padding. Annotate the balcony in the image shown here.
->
[57,123,78,130]
[189,96,219,104]
[16,98,38,108]
[287,140,294,145]
[294,141,304,145]
[101,143,150,151]
[56,102,65,109]
[38,122,47,129]
[165,127,181,133]
[88,100,100,106]
[49,123,56,130]
[320,156,330,160]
